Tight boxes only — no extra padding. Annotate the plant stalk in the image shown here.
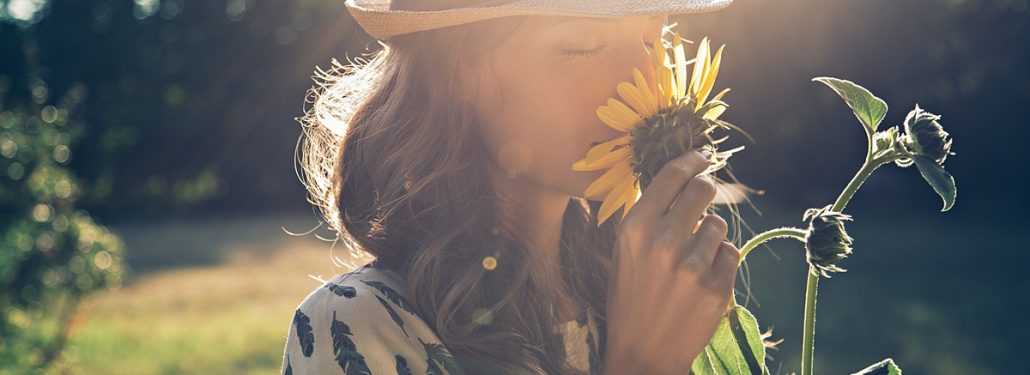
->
[800,157,883,375]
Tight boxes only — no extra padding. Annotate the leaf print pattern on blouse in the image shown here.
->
[361,279,417,315]
[284,259,621,374]
[396,354,413,375]
[293,309,315,357]
[331,310,372,375]
[326,282,357,298]
[420,337,465,375]
[375,294,410,337]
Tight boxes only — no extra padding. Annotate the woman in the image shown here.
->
[283,1,741,374]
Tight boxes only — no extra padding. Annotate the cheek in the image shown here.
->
[477,56,632,193]
[510,73,625,191]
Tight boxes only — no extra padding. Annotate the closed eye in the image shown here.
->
[560,45,606,58]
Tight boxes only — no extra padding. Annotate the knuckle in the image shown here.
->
[658,159,690,182]
[702,214,729,237]
[680,255,708,272]
[683,149,708,168]
[712,243,737,271]
[724,250,742,267]
[664,151,705,176]
[721,241,741,256]
[685,149,709,170]
[676,263,706,285]
[666,157,691,175]
[686,174,717,199]
[700,271,730,293]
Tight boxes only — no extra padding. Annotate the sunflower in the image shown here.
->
[573,32,747,226]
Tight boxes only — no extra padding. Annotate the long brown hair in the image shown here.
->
[296,16,623,375]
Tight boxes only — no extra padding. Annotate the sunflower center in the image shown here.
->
[628,99,718,191]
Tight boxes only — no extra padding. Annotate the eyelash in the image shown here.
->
[560,40,657,58]
[560,46,605,58]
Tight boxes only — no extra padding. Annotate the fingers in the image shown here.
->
[708,241,741,288]
[680,213,728,269]
[627,150,711,225]
[666,172,717,230]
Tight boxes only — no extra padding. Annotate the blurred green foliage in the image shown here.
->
[0,44,126,372]
[1,0,363,221]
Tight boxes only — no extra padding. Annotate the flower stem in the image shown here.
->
[801,158,885,375]
[738,227,808,263]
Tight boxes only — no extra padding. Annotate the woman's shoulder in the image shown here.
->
[283,260,465,375]
[291,260,427,341]
[297,260,412,310]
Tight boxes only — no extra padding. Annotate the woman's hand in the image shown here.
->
[602,149,740,375]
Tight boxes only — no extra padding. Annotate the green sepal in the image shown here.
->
[912,155,957,212]
[850,358,902,375]
[871,126,901,160]
[813,77,888,134]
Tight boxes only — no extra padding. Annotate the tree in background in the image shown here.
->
[0,38,126,372]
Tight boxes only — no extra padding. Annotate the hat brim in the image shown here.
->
[345,0,734,40]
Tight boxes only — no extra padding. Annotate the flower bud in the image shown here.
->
[802,204,854,278]
[902,104,953,165]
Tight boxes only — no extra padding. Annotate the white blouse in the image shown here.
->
[280,261,603,375]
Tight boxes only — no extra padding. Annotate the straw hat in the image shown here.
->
[344,0,734,40]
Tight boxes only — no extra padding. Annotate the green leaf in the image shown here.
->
[911,155,957,211]
[690,305,769,375]
[851,358,902,375]
[691,347,718,375]
[813,77,888,133]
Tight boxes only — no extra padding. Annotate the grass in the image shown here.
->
[48,214,370,375]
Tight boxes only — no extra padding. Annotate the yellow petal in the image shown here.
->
[614,177,640,216]
[651,36,666,72]
[597,106,635,132]
[597,173,636,225]
[619,180,642,220]
[657,62,675,106]
[704,104,727,121]
[712,87,731,102]
[632,68,659,115]
[583,135,631,164]
[703,88,730,120]
[573,147,631,171]
[652,37,675,106]
[596,193,620,226]
[617,81,655,118]
[690,37,710,99]
[697,44,724,110]
[673,33,688,98]
[585,162,632,199]
[608,98,643,126]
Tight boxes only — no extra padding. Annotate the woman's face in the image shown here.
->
[466,15,667,201]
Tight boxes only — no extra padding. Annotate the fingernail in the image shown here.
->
[700,150,713,159]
